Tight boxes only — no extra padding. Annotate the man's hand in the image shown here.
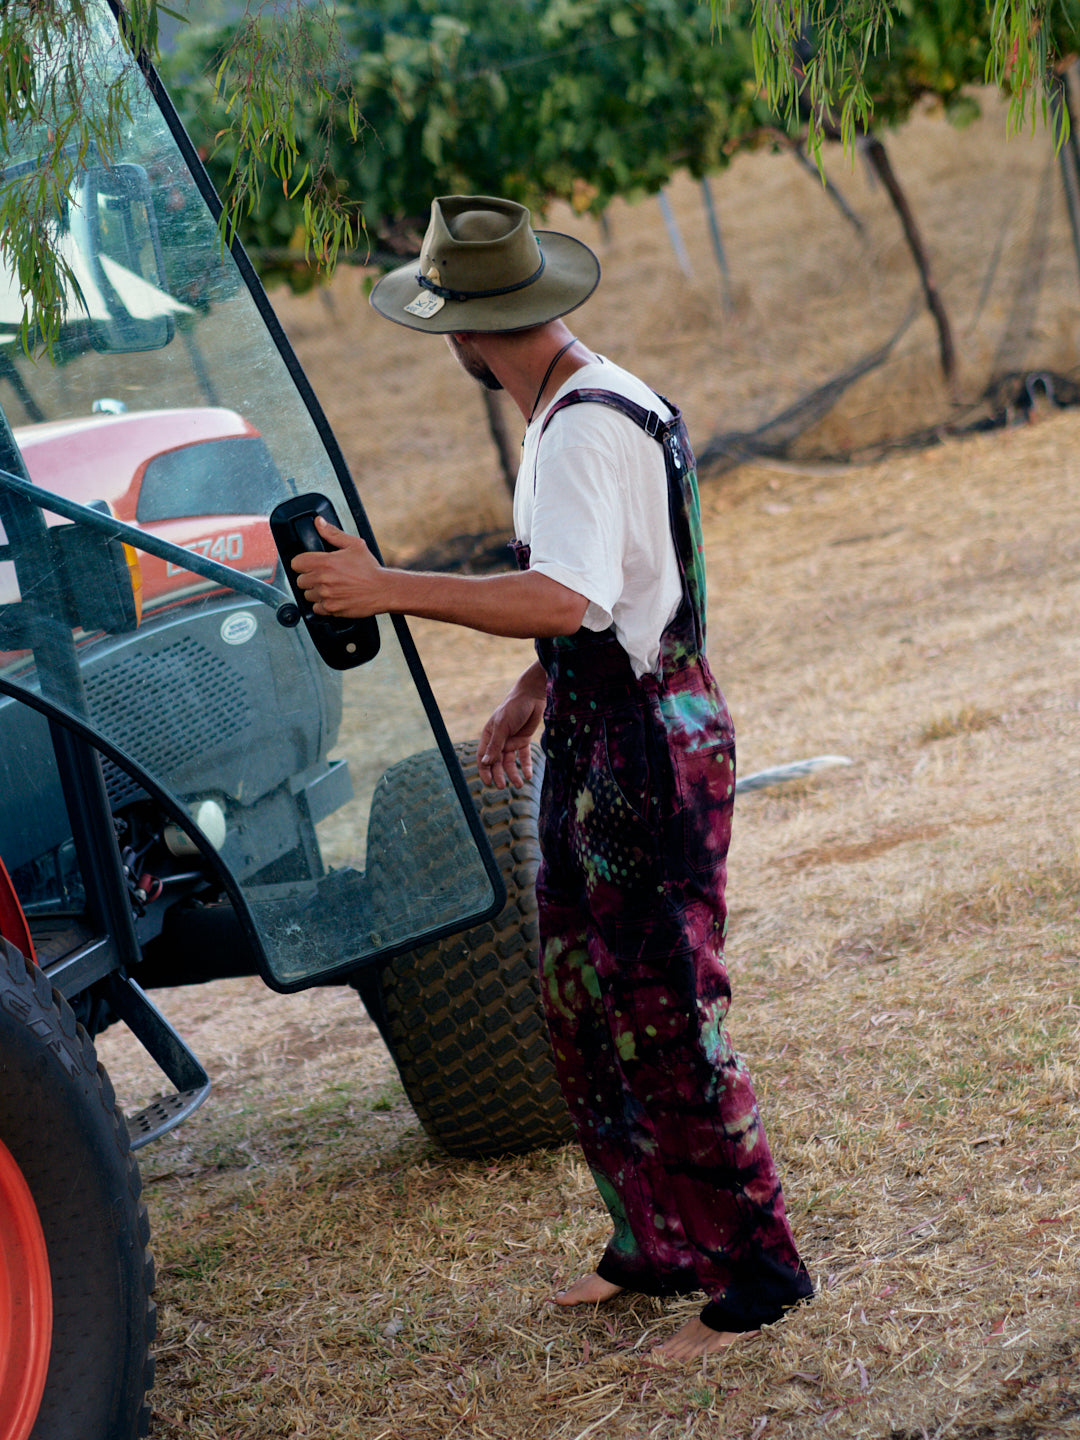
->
[291,515,383,617]
[479,663,548,789]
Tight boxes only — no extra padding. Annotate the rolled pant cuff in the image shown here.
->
[699,1264,815,1334]
[596,1253,699,1299]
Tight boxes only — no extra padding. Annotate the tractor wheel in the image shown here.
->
[0,938,156,1440]
[355,741,573,1158]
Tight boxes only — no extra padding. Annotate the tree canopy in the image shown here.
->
[1,0,1076,341]
[743,0,1078,156]
[163,0,773,285]
[158,0,1078,290]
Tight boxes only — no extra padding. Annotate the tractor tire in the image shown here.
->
[0,938,156,1440]
[355,741,573,1159]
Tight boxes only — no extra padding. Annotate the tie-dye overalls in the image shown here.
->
[520,387,812,1333]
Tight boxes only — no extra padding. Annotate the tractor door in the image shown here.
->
[0,3,502,993]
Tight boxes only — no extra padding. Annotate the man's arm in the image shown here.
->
[291,516,588,639]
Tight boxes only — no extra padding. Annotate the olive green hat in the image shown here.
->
[370,195,600,334]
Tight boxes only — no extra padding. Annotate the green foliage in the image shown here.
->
[165,0,1080,292]
[838,0,1080,136]
[0,0,362,344]
[730,0,1079,156]
[0,1,138,354]
[861,0,996,123]
[525,0,767,200]
[194,5,364,268]
[2,0,1076,319]
[164,0,774,285]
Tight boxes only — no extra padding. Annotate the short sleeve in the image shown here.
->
[525,437,624,629]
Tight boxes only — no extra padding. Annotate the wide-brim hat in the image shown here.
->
[370,195,600,334]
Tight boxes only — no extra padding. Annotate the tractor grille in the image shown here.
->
[83,635,252,807]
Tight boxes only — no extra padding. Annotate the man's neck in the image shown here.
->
[475,324,597,421]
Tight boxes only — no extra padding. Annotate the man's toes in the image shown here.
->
[550,1273,624,1306]
[652,1318,751,1361]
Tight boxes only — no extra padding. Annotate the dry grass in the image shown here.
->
[95,92,1080,1439]
[97,407,1080,1435]
[99,851,1080,1438]
[918,707,1001,745]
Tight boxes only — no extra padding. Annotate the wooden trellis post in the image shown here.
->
[1051,63,1080,293]
[700,177,735,313]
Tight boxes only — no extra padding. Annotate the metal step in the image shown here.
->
[100,972,212,1149]
[126,1087,210,1150]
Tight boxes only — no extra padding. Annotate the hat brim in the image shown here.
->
[369,230,600,334]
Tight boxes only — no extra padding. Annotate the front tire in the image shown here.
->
[0,938,156,1440]
[355,742,573,1158]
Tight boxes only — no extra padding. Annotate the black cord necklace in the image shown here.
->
[527,337,578,425]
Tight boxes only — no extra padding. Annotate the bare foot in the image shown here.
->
[550,1273,624,1307]
[652,1318,760,1362]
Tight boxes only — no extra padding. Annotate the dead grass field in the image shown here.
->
[96,93,1080,1438]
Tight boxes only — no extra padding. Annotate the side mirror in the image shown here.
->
[74,164,177,353]
[51,502,143,635]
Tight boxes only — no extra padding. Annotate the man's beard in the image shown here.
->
[447,336,503,391]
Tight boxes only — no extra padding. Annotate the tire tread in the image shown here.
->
[356,743,573,1158]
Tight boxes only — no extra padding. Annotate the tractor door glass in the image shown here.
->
[0,1,499,990]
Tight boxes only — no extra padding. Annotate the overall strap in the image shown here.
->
[538,387,680,446]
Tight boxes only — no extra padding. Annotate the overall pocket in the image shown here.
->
[660,687,736,877]
[599,710,652,823]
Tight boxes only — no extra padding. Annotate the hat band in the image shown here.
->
[415,251,546,304]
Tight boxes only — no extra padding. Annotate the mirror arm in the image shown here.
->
[0,466,299,625]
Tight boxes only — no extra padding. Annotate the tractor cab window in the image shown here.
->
[136,436,285,522]
[0,3,500,991]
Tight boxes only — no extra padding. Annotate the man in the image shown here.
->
[292,195,813,1361]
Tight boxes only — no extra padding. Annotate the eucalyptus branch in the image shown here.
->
[0,0,138,354]
[0,0,364,356]
[715,0,1069,161]
[203,4,365,262]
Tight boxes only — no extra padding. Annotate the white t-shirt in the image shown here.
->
[513,356,682,678]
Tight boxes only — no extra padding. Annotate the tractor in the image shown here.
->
[0,8,570,1436]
